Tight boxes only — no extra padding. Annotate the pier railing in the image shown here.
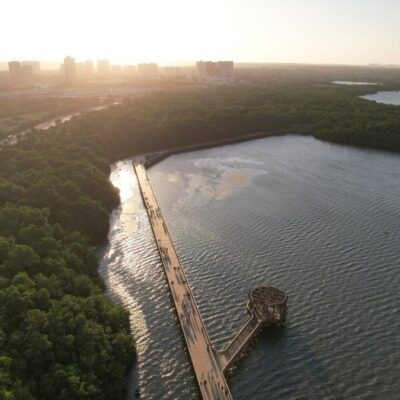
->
[218,314,262,371]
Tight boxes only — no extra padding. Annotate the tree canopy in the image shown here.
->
[1,80,400,399]
[0,111,133,399]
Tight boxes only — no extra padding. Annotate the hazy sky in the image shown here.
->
[2,0,400,65]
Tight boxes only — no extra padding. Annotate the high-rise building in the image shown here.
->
[76,62,85,77]
[84,60,94,75]
[97,59,110,76]
[22,61,40,74]
[163,66,182,76]
[122,65,136,75]
[8,61,34,84]
[218,61,234,77]
[197,60,234,77]
[20,65,33,83]
[111,64,122,75]
[64,56,76,83]
[197,61,218,76]
[8,61,22,83]
[138,63,158,76]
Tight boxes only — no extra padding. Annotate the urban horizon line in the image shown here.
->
[1,59,399,72]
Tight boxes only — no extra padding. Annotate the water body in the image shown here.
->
[100,135,400,400]
[332,81,380,86]
[362,91,400,106]
[29,107,105,131]
[1,104,114,146]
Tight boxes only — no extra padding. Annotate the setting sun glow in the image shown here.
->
[2,0,400,65]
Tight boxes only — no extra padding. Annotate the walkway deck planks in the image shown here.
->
[134,162,233,400]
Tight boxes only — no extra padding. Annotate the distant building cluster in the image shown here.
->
[60,57,161,83]
[61,57,112,82]
[138,63,158,76]
[196,60,234,77]
[8,60,40,84]
[6,56,235,85]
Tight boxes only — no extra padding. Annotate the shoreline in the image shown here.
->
[141,125,400,168]
[142,128,305,168]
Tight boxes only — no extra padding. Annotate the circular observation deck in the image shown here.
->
[248,286,288,324]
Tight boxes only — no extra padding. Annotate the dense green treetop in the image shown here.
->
[19,82,400,158]
[1,79,400,399]
[0,106,133,399]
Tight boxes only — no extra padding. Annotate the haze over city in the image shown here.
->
[2,0,400,66]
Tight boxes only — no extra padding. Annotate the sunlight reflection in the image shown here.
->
[113,163,135,202]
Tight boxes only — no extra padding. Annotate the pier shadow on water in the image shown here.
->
[228,324,344,400]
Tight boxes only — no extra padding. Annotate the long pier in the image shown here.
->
[133,161,288,399]
[134,162,233,400]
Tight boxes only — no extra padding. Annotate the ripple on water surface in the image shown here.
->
[100,136,400,400]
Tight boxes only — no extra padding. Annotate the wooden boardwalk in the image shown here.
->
[134,162,233,400]
[218,315,261,372]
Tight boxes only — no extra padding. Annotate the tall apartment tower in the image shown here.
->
[64,56,77,83]
[8,61,34,84]
[197,60,234,77]
[111,64,122,75]
[20,65,33,83]
[218,61,234,77]
[75,62,85,77]
[84,60,94,75]
[122,65,136,75]
[22,61,40,74]
[97,59,110,76]
[138,63,158,76]
[8,61,22,83]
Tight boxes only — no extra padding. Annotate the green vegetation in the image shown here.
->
[236,63,400,86]
[0,97,101,140]
[28,82,400,157]
[1,76,400,399]
[0,112,47,136]
[0,134,134,398]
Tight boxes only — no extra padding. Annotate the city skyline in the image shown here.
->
[0,58,236,72]
[2,0,400,66]
[4,56,236,83]
[2,57,400,74]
